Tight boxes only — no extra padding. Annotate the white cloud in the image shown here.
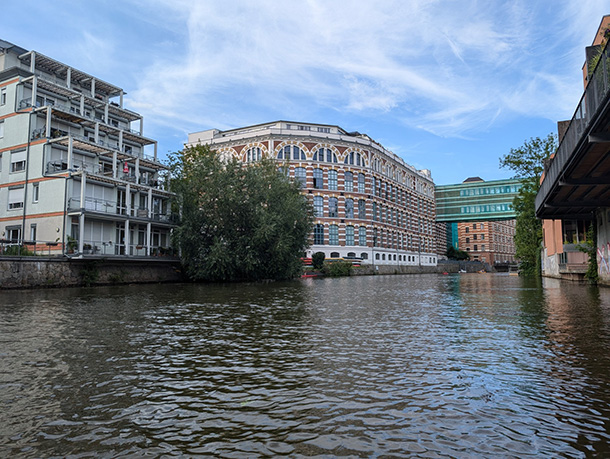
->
[124,0,609,140]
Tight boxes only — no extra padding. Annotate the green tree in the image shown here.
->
[500,133,557,276]
[169,145,313,282]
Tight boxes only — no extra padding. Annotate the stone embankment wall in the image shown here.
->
[353,260,489,276]
[0,257,184,289]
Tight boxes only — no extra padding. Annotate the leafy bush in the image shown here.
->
[2,245,35,256]
[322,260,352,277]
[312,252,326,270]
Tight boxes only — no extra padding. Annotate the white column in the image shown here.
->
[154,142,157,162]
[31,76,38,107]
[94,122,99,143]
[104,103,109,124]
[80,94,85,116]
[120,90,124,108]
[146,222,151,256]
[139,117,143,135]
[126,183,131,217]
[125,219,130,255]
[119,130,123,152]
[45,108,51,138]
[135,158,140,183]
[66,68,71,89]
[148,188,153,218]
[91,78,96,98]
[67,136,73,170]
[112,151,117,178]
[79,174,86,253]
[30,52,36,72]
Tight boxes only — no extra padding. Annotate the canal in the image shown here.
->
[1,274,610,457]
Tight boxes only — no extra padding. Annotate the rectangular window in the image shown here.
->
[6,226,21,242]
[0,120,4,138]
[328,197,338,218]
[1,88,6,105]
[11,150,26,173]
[345,226,354,246]
[32,183,39,203]
[328,170,337,190]
[345,198,354,218]
[313,196,323,217]
[358,173,365,193]
[344,172,353,192]
[329,225,338,245]
[313,168,324,189]
[359,227,366,246]
[358,199,366,219]
[314,224,325,245]
[29,224,37,242]
[8,186,25,210]
[294,167,306,187]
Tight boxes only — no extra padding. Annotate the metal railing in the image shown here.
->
[536,39,610,212]
[0,239,64,257]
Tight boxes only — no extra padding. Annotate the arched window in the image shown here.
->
[313,196,323,217]
[294,167,306,187]
[328,197,338,218]
[246,147,261,162]
[328,170,338,190]
[277,145,304,160]
[329,226,339,245]
[344,152,354,165]
[314,148,337,163]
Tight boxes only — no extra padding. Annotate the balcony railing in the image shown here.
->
[536,39,610,212]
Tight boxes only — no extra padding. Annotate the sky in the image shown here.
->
[2,0,608,185]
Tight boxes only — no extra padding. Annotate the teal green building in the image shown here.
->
[435,177,522,223]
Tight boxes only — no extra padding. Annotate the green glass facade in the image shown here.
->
[435,178,522,223]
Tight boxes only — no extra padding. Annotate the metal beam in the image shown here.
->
[559,177,610,186]
[544,201,600,209]
[589,133,610,143]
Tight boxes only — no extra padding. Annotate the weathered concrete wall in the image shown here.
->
[353,260,488,276]
[0,257,185,289]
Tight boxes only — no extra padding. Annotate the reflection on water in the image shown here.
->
[1,275,610,457]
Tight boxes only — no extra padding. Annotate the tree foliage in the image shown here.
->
[500,133,557,276]
[169,145,313,282]
[446,245,470,261]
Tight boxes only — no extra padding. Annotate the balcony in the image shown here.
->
[67,197,175,224]
[536,40,610,219]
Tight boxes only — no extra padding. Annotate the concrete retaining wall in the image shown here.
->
[0,257,184,289]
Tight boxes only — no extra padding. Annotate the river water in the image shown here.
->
[1,274,610,457]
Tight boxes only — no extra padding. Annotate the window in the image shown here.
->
[473,223,477,230]
[32,183,39,203]
[8,186,24,210]
[361,252,368,260]
[482,245,485,251]
[314,224,324,245]
[6,226,21,243]
[329,225,339,245]
[328,197,338,218]
[29,224,37,242]
[0,88,6,105]
[11,150,26,172]
[313,168,324,189]
[358,173,365,193]
[466,237,470,243]
[359,227,366,246]
[328,170,337,190]
[345,198,354,218]
[294,167,306,187]
[246,147,261,162]
[358,199,366,219]
[314,148,337,163]
[371,177,376,196]
[372,202,377,221]
[474,244,478,251]
[345,226,354,246]
[318,127,330,133]
[344,171,353,192]
[313,196,323,217]
[473,234,477,240]
[0,120,4,138]
[465,227,469,233]
[277,145,304,160]
[481,234,485,240]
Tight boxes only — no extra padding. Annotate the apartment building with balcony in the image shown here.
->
[186,121,437,266]
[0,40,175,257]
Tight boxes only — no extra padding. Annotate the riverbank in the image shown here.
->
[0,257,184,289]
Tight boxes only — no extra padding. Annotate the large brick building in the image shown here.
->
[187,121,437,266]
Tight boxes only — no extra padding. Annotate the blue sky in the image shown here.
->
[2,1,607,185]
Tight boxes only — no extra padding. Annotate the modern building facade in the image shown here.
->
[0,40,175,257]
[187,121,437,266]
[435,177,521,264]
[536,16,610,283]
